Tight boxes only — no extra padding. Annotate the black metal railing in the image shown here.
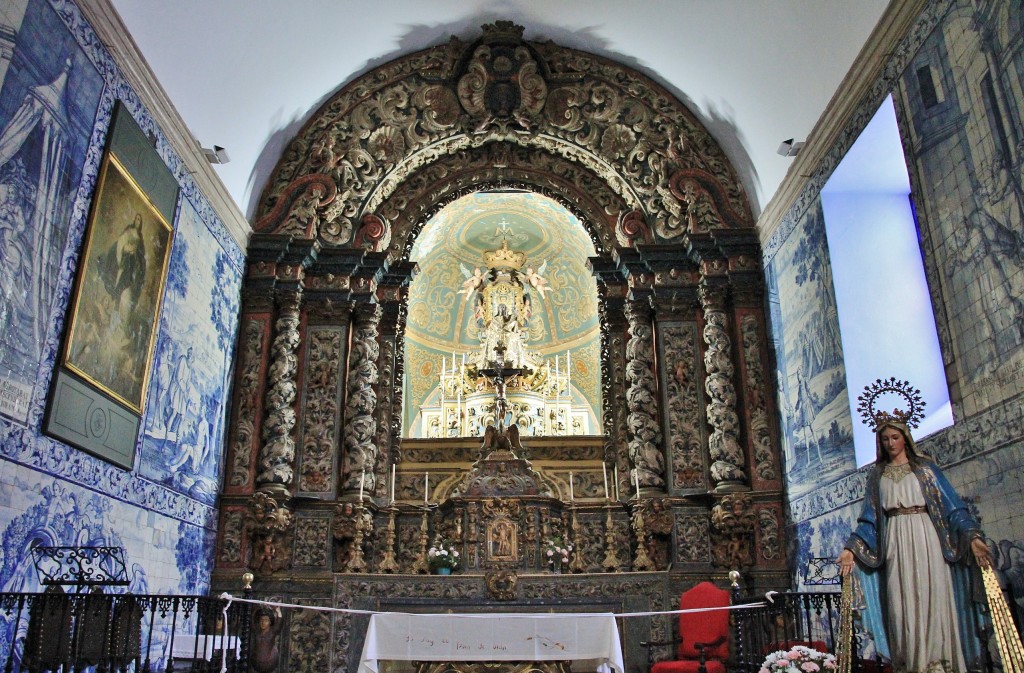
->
[0,591,253,673]
[732,591,843,672]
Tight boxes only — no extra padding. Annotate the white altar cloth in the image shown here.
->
[359,612,624,673]
[164,634,240,661]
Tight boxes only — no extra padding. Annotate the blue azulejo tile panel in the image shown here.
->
[0,0,242,602]
[765,200,856,500]
[139,197,242,505]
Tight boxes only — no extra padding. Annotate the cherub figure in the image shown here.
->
[458,264,486,300]
[522,261,550,297]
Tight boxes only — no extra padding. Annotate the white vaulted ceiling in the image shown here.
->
[110,0,890,221]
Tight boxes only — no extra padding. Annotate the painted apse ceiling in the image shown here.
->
[404,192,600,434]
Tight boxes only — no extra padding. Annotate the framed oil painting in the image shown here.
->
[61,152,173,413]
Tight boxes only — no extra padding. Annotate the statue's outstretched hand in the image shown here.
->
[838,549,855,577]
[971,537,992,568]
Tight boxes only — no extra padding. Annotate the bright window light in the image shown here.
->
[821,95,953,467]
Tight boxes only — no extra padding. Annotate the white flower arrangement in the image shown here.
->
[542,535,573,565]
[427,537,461,572]
[760,645,837,673]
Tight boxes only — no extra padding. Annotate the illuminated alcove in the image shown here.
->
[402,191,601,438]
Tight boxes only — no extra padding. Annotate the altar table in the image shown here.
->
[358,612,624,673]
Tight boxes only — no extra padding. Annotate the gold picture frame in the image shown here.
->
[62,152,173,413]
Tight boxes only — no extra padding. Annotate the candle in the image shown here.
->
[569,472,574,501]
[603,464,609,500]
[634,470,641,498]
[424,472,429,504]
[359,469,365,502]
[566,350,571,398]
[614,465,619,500]
[391,464,396,503]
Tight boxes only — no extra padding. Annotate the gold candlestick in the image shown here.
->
[377,506,401,573]
[602,503,622,572]
[631,500,655,571]
[411,507,431,574]
[569,504,585,573]
[345,504,370,573]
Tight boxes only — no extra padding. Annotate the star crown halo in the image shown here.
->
[856,377,925,431]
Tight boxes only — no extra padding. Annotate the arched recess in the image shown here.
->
[218,21,787,586]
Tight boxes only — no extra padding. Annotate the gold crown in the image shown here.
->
[482,239,527,270]
[856,377,925,431]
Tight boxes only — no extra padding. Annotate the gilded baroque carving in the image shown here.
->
[674,511,711,563]
[230,319,264,488]
[294,516,330,568]
[332,502,374,572]
[218,509,243,565]
[699,286,747,489]
[299,328,343,493]
[616,210,652,247]
[625,300,664,490]
[634,498,673,571]
[757,507,781,561]
[254,173,338,237]
[254,22,752,250]
[389,301,408,464]
[485,570,519,601]
[246,492,294,575]
[740,315,779,482]
[382,147,619,261]
[287,604,331,673]
[374,332,396,497]
[341,305,382,495]
[660,323,705,490]
[258,294,302,493]
[710,494,755,569]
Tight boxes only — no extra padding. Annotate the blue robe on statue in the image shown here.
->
[845,460,985,672]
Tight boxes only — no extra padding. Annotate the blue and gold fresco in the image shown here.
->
[404,192,600,431]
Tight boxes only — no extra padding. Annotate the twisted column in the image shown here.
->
[699,283,748,492]
[256,289,301,496]
[625,299,664,492]
[341,304,382,499]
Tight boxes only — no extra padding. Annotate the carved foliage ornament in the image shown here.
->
[710,493,755,569]
[245,492,293,574]
[254,22,752,250]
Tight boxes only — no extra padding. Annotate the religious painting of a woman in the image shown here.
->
[63,154,172,412]
[838,379,991,673]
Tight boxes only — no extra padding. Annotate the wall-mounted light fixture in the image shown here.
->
[776,138,805,157]
[201,145,230,164]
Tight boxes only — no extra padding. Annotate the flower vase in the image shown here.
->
[549,559,562,574]
[436,567,451,576]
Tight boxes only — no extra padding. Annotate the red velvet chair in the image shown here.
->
[648,581,731,673]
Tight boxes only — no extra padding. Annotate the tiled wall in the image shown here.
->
[766,0,1024,620]
[0,0,241,600]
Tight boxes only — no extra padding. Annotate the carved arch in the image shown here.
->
[254,21,754,251]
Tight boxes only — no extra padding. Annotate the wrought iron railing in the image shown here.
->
[732,590,848,673]
[0,591,253,673]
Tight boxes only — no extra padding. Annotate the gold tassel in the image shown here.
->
[981,565,1024,673]
[836,574,854,673]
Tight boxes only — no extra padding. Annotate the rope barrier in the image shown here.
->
[213,591,775,673]
[216,591,770,619]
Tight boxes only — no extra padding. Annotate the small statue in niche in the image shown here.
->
[251,607,283,673]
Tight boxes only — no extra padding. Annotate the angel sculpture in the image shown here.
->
[458,263,487,300]
[523,261,550,297]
